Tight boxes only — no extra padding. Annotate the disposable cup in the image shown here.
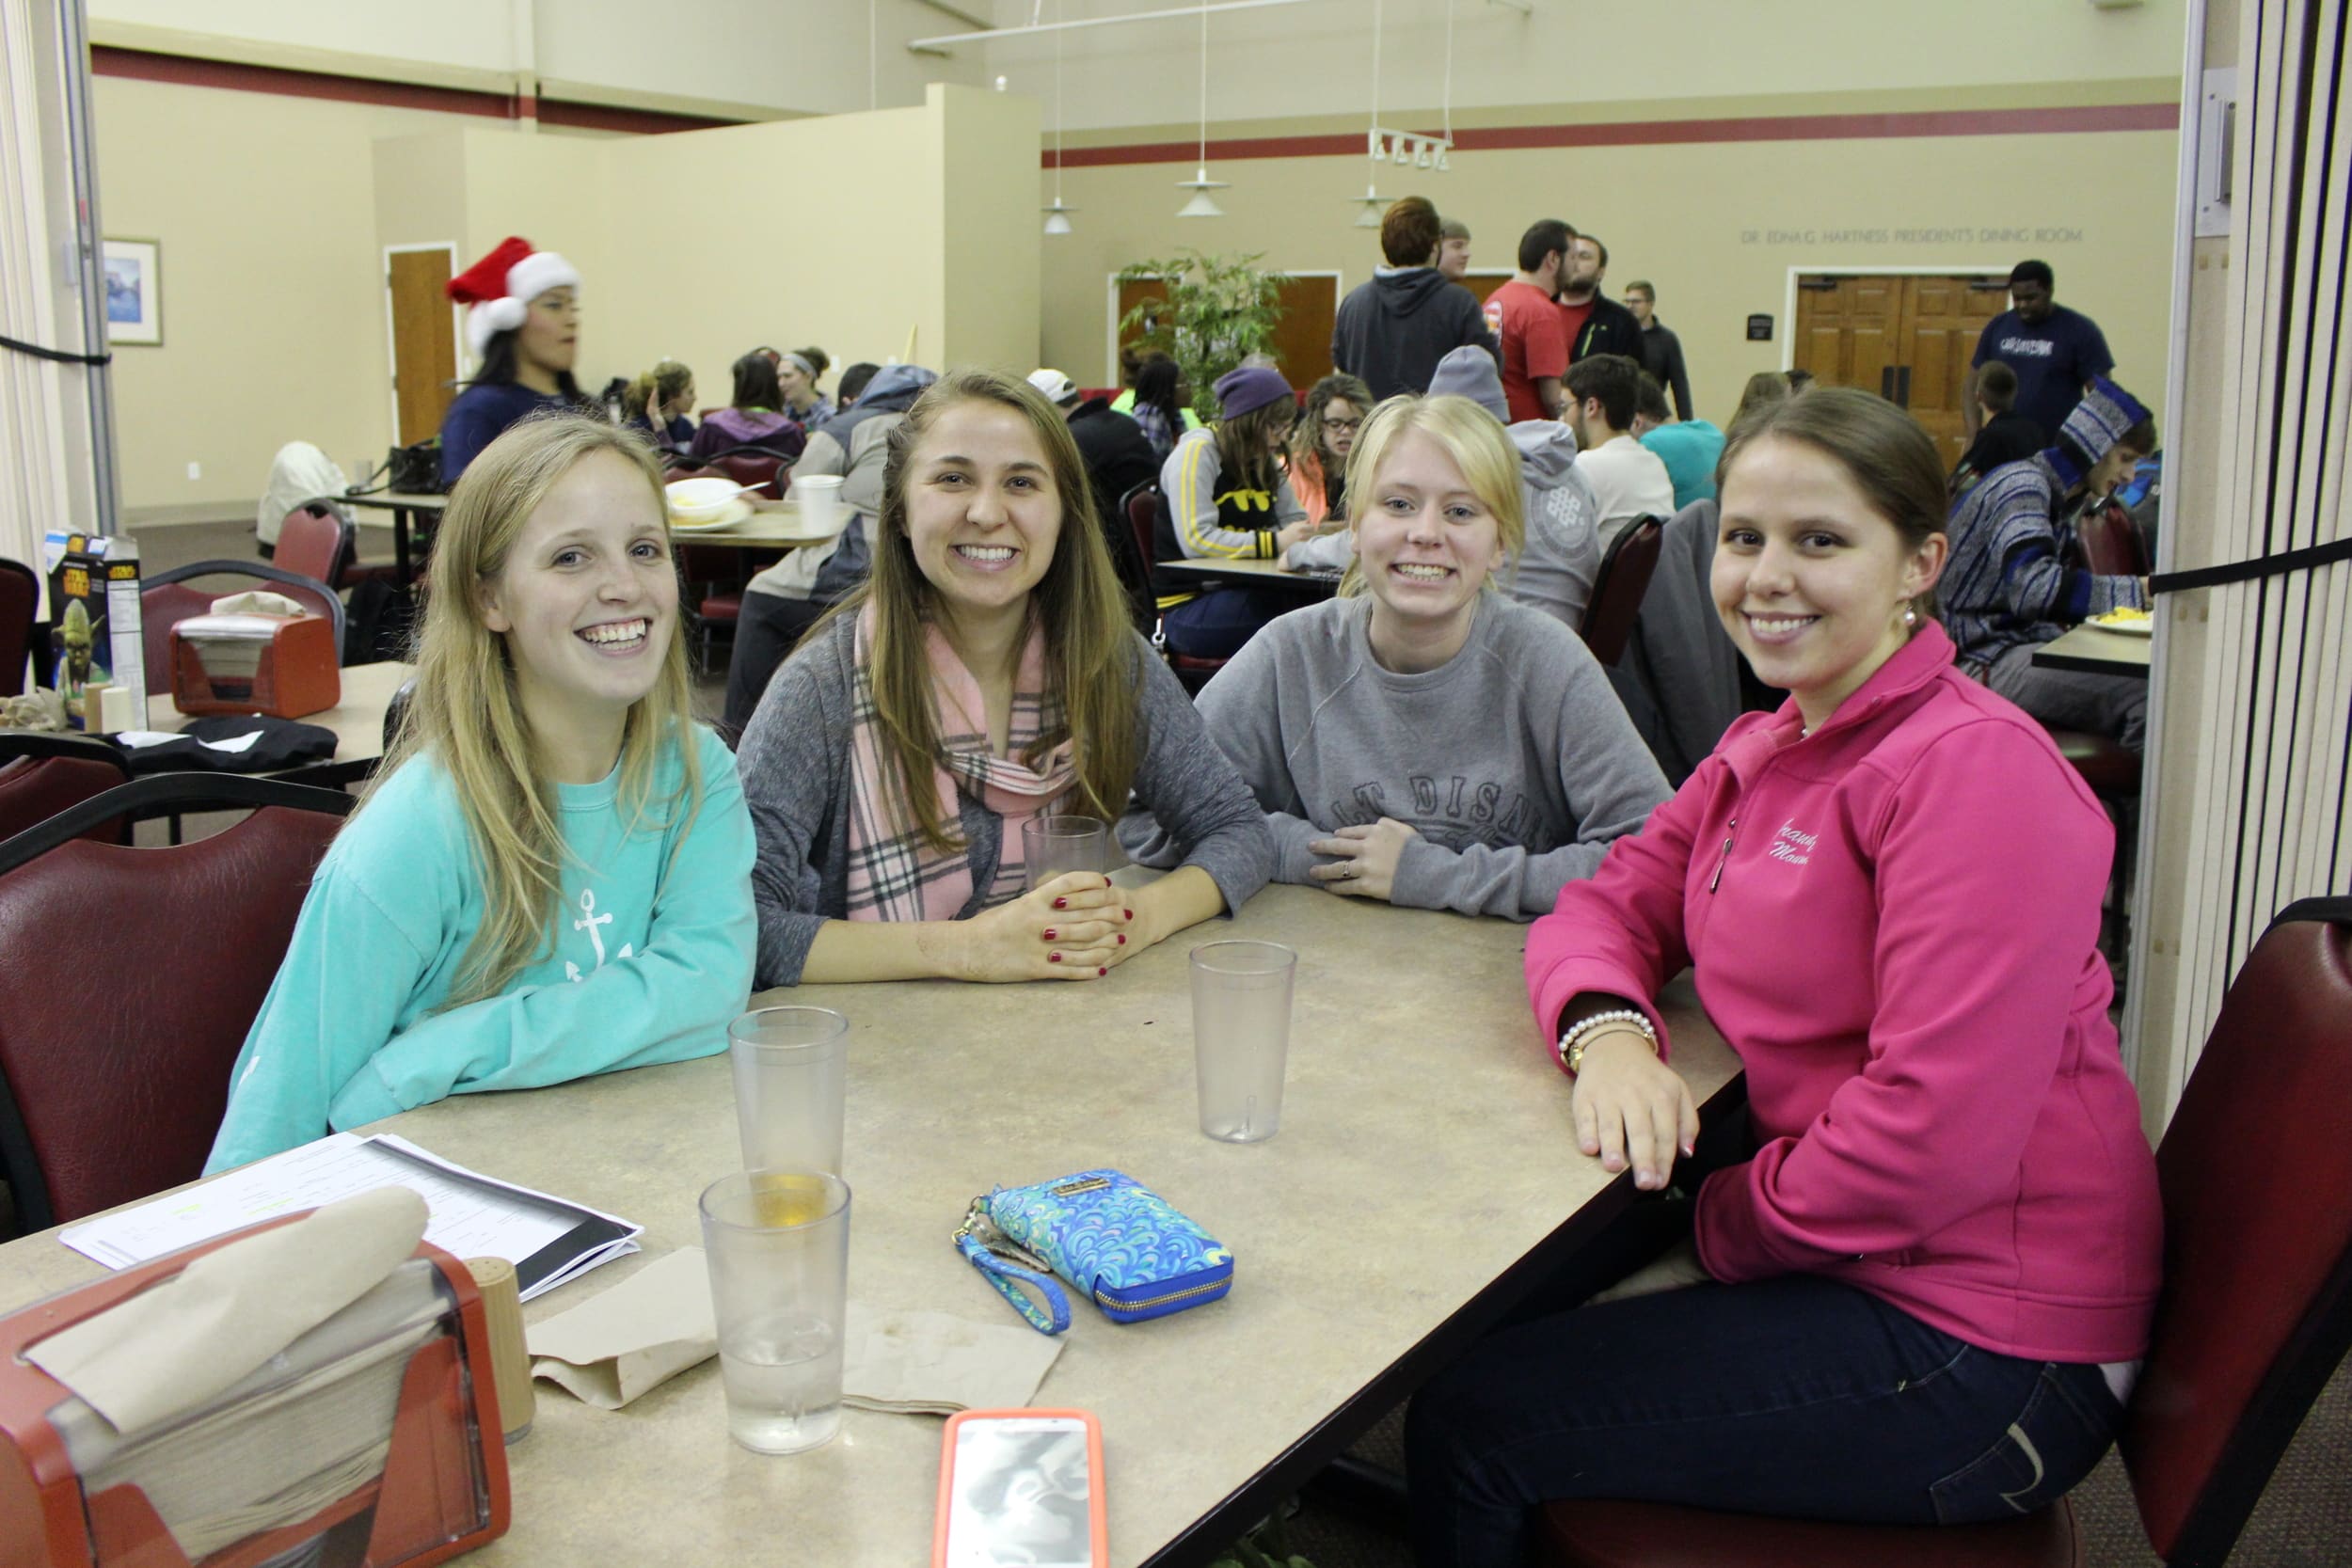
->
[698,1171,850,1454]
[791,473,844,536]
[1188,941,1297,1143]
[728,1007,849,1176]
[1022,815,1108,893]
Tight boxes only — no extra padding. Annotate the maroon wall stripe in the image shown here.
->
[90,46,743,134]
[1046,102,2180,168]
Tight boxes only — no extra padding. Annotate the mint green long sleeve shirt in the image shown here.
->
[206,726,755,1173]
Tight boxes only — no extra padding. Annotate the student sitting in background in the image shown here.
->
[1564,354,1677,549]
[778,346,835,428]
[1286,372,1374,531]
[1130,394,1667,921]
[687,351,808,465]
[1116,353,1200,461]
[1154,365,1315,659]
[735,370,1270,987]
[1947,360,2045,500]
[621,358,695,451]
[1632,373,1725,511]
[208,416,755,1171]
[438,236,585,485]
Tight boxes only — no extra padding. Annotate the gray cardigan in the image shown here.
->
[737,613,1274,986]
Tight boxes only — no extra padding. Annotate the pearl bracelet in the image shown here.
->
[1556,1008,1660,1075]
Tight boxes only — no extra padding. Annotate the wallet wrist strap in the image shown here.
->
[954,1230,1072,1335]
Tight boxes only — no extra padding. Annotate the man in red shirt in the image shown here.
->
[1483,218,1574,423]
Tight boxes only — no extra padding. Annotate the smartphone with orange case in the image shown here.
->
[932,1407,1107,1568]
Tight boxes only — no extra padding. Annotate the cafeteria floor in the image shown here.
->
[114,516,2352,1568]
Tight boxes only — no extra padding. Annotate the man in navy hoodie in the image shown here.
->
[1332,197,1498,401]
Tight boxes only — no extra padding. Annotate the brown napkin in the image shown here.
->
[526,1249,1061,1414]
[26,1188,427,1436]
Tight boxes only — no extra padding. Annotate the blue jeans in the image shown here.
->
[1405,1274,2124,1568]
[1160,587,1295,659]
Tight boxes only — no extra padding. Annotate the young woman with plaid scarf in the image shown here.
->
[736,369,1272,988]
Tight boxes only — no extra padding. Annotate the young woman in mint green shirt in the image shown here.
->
[208,416,755,1172]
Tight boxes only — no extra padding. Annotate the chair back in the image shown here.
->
[142,560,347,680]
[0,556,37,696]
[1581,515,1664,667]
[1125,486,1161,587]
[2075,499,2150,577]
[0,735,132,845]
[0,775,354,1232]
[272,503,354,586]
[711,449,790,500]
[2120,897,2352,1564]
[1107,482,1160,630]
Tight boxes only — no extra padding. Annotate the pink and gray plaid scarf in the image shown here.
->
[844,605,1077,923]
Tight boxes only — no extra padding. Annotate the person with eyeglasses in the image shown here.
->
[1286,372,1374,531]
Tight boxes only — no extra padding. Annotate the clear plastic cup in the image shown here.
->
[698,1171,850,1454]
[1022,815,1108,893]
[728,1007,849,1176]
[1188,941,1297,1142]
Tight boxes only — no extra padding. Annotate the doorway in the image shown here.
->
[1790,272,2008,467]
[384,245,460,447]
[1109,271,1340,397]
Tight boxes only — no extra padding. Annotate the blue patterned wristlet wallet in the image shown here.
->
[953,1169,1234,1335]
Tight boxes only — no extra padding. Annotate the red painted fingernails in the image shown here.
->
[1116,934,1127,945]
[1043,928,1058,941]
[1048,951,1063,963]
[1122,908,1134,920]
[1053,897,1068,910]
[1097,967,1108,976]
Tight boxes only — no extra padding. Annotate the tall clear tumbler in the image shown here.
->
[1021,815,1108,892]
[698,1171,850,1454]
[1188,940,1297,1143]
[728,1006,849,1176]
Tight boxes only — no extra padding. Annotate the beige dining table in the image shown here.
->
[0,884,1740,1567]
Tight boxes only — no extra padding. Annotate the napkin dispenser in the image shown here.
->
[0,1217,511,1568]
[169,612,341,720]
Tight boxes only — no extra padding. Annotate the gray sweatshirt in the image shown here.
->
[1119,594,1670,920]
[738,613,1274,986]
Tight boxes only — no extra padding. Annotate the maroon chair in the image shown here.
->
[2075,499,2151,578]
[142,560,346,682]
[1128,485,1228,692]
[1580,516,1664,668]
[271,503,352,586]
[0,735,132,846]
[2045,726,2140,800]
[1,556,37,696]
[1538,896,2352,1568]
[711,449,791,500]
[0,773,354,1233]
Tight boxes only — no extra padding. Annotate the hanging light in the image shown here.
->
[1349,0,1386,223]
[1176,0,1225,217]
[1041,2,1077,234]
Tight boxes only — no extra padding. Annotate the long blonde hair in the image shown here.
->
[1336,394,1528,597]
[375,414,701,1005]
[838,369,1141,852]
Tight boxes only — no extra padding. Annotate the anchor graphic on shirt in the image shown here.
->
[564,888,634,982]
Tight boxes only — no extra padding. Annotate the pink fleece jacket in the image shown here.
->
[1526,623,2161,1362]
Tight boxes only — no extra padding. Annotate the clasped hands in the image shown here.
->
[1308,816,1419,901]
[961,873,1137,982]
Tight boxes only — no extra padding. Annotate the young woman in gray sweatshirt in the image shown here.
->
[1121,395,1670,922]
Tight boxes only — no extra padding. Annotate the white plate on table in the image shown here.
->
[667,499,755,532]
[2089,615,2154,638]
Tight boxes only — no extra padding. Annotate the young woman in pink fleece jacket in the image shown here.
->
[1406,388,2162,1567]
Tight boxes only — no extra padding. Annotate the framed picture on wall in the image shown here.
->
[102,239,162,346]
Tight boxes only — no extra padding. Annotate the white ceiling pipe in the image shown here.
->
[909,0,1311,51]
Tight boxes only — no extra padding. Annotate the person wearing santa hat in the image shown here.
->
[438,236,585,486]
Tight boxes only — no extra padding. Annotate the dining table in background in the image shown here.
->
[152,659,414,787]
[2031,621,2154,678]
[1153,556,1344,597]
[0,885,1742,1568]
[342,491,448,588]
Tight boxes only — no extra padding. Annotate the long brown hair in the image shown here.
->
[1212,401,1290,500]
[1717,388,1948,617]
[1291,372,1373,500]
[376,414,701,1004]
[846,369,1141,852]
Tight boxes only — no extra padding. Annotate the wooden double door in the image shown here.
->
[1793,274,2008,467]
[1115,274,1339,395]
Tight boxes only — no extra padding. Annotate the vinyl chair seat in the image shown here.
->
[1539,1497,2083,1568]
[1581,516,1665,668]
[2045,727,2140,798]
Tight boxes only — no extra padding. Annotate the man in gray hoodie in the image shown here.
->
[1331,197,1499,401]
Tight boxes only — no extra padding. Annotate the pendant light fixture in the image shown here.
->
[1349,0,1387,225]
[1176,0,1227,217]
[1042,1,1076,233]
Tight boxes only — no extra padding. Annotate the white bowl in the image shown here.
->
[665,477,746,523]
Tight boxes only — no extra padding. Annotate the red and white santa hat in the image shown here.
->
[445,236,580,359]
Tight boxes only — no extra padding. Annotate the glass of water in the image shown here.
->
[697,1170,850,1454]
[1022,814,1108,892]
